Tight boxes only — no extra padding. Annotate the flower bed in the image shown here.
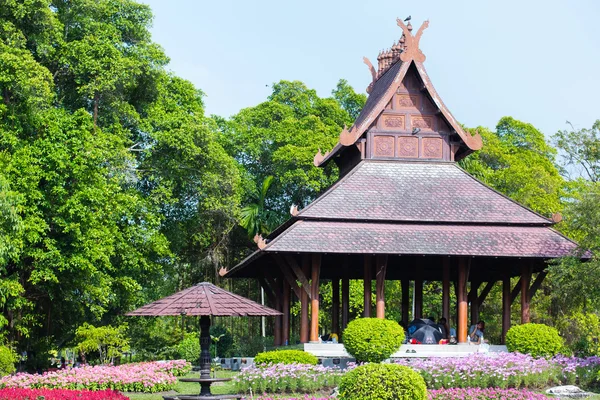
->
[428,387,551,399]
[395,353,600,390]
[0,360,191,393]
[0,388,128,400]
[233,364,343,394]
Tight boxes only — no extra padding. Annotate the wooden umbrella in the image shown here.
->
[127,282,281,399]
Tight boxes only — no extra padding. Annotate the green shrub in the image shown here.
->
[506,323,563,357]
[342,318,403,363]
[177,334,200,364]
[0,345,17,377]
[254,349,317,365]
[338,363,427,400]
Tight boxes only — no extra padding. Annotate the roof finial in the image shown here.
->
[396,18,429,63]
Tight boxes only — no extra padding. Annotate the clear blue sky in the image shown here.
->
[142,0,599,137]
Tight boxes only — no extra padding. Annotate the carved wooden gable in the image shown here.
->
[368,65,453,161]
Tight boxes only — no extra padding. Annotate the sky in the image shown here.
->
[141,0,600,138]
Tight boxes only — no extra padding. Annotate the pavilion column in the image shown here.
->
[363,255,372,317]
[401,279,409,326]
[469,280,481,325]
[299,255,310,343]
[442,258,450,321]
[457,258,468,343]
[502,276,511,344]
[341,266,349,335]
[332,278,340,335]
[310,254,321,343]
[375,255,388,319]
[521,264,532,324]
[274,278,282,346]
[414,278,423,319]
[282,279,291,345]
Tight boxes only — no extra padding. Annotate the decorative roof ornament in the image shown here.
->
[290,204,299,216]
[313,148,330,166]
[396,18,429,62]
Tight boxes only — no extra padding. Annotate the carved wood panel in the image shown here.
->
[373,136,395,157]
[397,136,419,158]
[396,94,419,109]
[381,115,405,130]
[422,137,443,159]
[411,116,434,131]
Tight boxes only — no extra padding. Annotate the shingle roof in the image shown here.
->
[263,220,578,259]
[299,160,550,225]
[126,282,281,317]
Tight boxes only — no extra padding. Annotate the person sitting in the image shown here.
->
[438,317,449,339]
[469,320,487,344]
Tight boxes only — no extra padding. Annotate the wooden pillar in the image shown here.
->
[469,281,481,325]
[341,267,349,334]
[282,279,290,345]
[299,255,310,343]
[414,278,423,319]
[502,276,511,344]
[521,264,531,324]
[375,255,388,319]
[274,278,282,346]
[442,258,450,321]
[332,279,340,335]
[363,255,372,317]
[401,279,409,326]
[310,254,321,342]
[457,258,468,343]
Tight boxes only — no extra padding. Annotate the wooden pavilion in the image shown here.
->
[221,19,581,346]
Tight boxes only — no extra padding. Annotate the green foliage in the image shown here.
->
[254,349,318,366]
[556,312,600,357]
[0,345,17,377]
[332,79,367,121]
[460,117,564,216]
[338,363,427,400]
[220,79,363,227]
[239,175,277,237]
[505,323,563,357]
[554,120,600,182]
[342,318,404,363]
[76,323,130,364]
[177,334,199,364]
[210,325,233,358]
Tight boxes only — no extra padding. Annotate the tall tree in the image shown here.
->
[460,117,565,216]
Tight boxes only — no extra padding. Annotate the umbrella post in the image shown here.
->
[199,315,211,395]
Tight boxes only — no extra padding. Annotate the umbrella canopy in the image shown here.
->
[126,282,281,317]
[407,318,437,335]
[411,325,444,344]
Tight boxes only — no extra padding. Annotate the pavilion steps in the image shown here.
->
[304,343,508,359]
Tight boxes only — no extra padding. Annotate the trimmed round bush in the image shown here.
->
[339,363,427,400]
[0,346,17,377]
[506,323,563,357]
[343,318,403,363]
[254,349,317,365]
[177,334,200,364]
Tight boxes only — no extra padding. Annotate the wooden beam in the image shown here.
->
[284,254,312,300]
[300,255,310,344]
[375,255,388,319]
[273,255,302,300]
[457,258,468,343]
[274,278,282,346]
[282,280,290,345]
[469,281,481,325]
[528,271,547,300]
[332,279,340,335]
[341,257,350,334]
[401,279,409,327]
[502,276,511,344]
[477,281,495,308]
[442,258,450,321]
[310,254,321,342]
[363,255,372,317]
[510,277,522,305]
[521,264,532,324]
